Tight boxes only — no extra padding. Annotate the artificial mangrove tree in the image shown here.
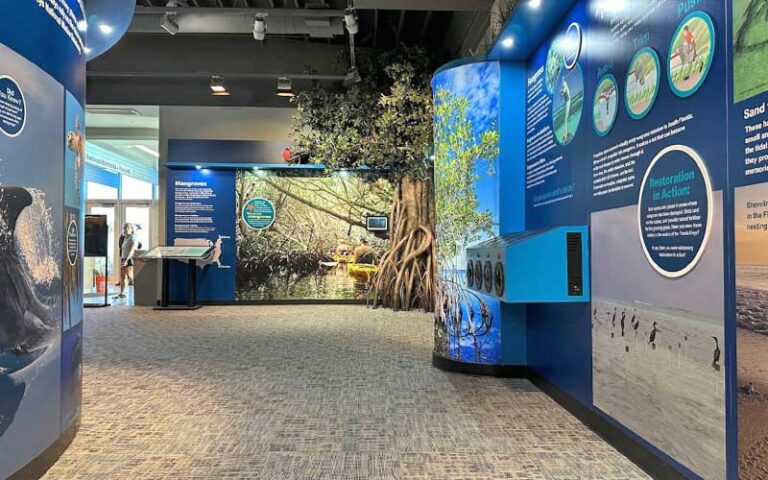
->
[290,47,435,311]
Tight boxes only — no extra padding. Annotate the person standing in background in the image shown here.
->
[116,223,138,299]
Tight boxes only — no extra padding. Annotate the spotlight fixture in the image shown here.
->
[344,8,358,35]
[253,15,267,41]
[528,0,542,8]
[195,165,202,170]
[160,0,184,35]
[210,75,230,96]
[160,13,180,35]
[77,20,88,32]
[276,77,295,98]
[501,37,515,48]
[98,23,113,35]
[343,67,362,87]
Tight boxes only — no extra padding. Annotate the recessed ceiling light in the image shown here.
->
[528,0,542,9]
[77,20,88,32]
[276,77,295,98]
[195,165,202,170]
[98,23,113,35]
[160,13,180,35]
[253,16,267,41]
[210,76,230,96]
[501,37,515,48]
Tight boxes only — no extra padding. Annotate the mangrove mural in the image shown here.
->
[236,170,393,301]
[432,61,502,364]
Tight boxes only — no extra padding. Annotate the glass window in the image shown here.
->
[87,181,118,200]
[121,175,154,200]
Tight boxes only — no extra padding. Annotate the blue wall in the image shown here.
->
[436,0,742,478]
[0,1,86,477]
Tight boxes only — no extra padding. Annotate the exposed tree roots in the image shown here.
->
[371,178,436,312]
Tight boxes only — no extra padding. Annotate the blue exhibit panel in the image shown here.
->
[166,169,237,302]
[0,0,86,477]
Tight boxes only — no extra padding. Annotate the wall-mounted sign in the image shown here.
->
[67,218,79,266]
[242,198,275,230]
[638,145,713,278]
[0,75,26,137]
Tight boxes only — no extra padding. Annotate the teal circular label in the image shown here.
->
[625,47,661,120]
[667,11,716,98]
[67,219,79,266]
[242,198,275,230]
[0,76,26,137]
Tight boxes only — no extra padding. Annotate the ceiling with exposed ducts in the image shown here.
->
[86,0,495,107]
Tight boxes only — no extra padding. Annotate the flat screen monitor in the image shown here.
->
[84,215,109,257]
[366,216,388,232]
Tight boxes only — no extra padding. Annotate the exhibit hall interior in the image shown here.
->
[2,0,768,479]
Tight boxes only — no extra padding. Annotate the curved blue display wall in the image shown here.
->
[0,1,86,477]
[433,1,768,478]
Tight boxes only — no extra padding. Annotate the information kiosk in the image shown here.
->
[142,246,214,310]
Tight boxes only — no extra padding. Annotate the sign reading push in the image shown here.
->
[638,145,713,278]
[242,197,276,230]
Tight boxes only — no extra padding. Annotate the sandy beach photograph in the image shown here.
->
[591,198,726,480]
[735,182,768,479]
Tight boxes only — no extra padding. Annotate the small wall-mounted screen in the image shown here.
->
[366,216,389,232]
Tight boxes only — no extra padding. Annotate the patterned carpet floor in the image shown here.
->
[42,305,649,479]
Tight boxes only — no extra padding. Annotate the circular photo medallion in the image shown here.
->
[67,219,79,266]
[625,47,661,120]
[242,198,276,230]
[563,22,583,70]
[552,63,584,146]
[637,145,713,278]
[668,11,716,98]
[593,74,619,136]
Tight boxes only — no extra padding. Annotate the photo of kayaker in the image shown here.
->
[353,238,378,265]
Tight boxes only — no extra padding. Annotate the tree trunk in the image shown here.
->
[371,177,436,312]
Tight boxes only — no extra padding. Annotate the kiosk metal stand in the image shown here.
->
[142,246,213,311]
[84,253,110,308]
[84,214,110,308]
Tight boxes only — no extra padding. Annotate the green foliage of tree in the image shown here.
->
[433,89,499,264]
[291,47,434,181]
